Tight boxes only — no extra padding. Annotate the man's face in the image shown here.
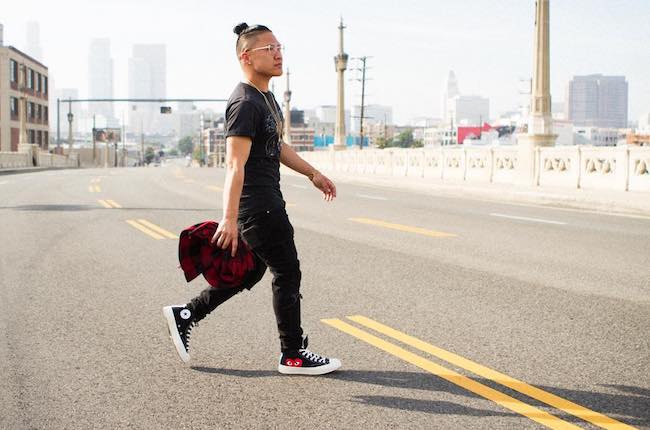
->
[246,32,283,78]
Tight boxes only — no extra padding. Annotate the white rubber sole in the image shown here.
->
[162,306,190,363]
[278,358,342,375]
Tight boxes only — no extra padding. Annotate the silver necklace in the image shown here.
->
[245,80,284,142]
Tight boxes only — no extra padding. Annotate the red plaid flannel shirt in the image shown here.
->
[178,221,256,288]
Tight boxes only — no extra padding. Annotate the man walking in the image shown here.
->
[163,23,341,375]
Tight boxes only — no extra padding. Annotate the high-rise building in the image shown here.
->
[442,70,460,121]
[350,104,393,133]
[88,38,114,121]
[25,21,43,62]
[566,74,628,128]
[449,95,490,126]
[128,44,167,134]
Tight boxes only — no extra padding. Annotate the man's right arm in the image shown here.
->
[212,135,252,256]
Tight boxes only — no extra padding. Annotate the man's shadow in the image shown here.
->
[191,367,649,426]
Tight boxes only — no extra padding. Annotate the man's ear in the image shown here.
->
[240,52,251,65]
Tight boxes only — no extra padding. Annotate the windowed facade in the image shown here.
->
[10,59,18,82]
[10,97,19,117]
[1,47,50,151]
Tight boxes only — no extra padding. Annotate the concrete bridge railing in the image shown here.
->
[1,148,79,170]
[298,146,650,193]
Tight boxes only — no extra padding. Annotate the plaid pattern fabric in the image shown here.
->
[178,221,256,288]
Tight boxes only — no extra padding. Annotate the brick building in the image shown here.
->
[0,44,49,151]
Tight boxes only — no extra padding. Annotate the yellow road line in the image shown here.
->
[136,219,178,239]
[126,220,164,240]
[206,185,222,191]
[106,199,122,208]
[348,315,635,430]
[97,199,112,208]
[349,218,456,238]
[322,319,580,430]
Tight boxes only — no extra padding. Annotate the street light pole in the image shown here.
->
[92,115,96,165]
[67,98,73,153]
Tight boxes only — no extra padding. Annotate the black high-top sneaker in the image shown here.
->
[278,336,342,375]
[162,305,196,363]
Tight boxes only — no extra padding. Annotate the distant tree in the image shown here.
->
[169,148,179,156]
[411,139,424,148]
[144,147,155,164]
[375,136,391,149]
[192,145,204,165]
[394,129,414,148]
[178,136,193,155]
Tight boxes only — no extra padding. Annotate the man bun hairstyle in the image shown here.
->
[234,22,272,56]
[233,23,249,36]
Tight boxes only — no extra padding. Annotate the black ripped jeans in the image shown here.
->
[187,207,303,353]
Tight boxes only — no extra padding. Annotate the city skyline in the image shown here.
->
[2,0,648,125]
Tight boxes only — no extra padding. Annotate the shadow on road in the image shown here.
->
[190,367,648,426]
[0,204,214,212]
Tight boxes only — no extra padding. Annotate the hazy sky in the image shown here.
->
[3,0,649,124]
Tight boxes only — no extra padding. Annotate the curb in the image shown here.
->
[0,166,78,176]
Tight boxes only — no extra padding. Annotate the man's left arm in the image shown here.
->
[280,142,337,201]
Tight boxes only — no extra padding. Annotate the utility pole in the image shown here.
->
[359,57,367,149]
[350,56,372,149]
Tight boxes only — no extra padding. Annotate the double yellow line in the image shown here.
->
[126,219,178,240]
[349,218,456,238]
[98,199,121,209]
[323,316,635,430]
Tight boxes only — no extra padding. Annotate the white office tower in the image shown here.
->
[88,38,115,122]
[449,96,490,126]
[566,74,628,128]
[128,44,168,134]
[25,21,43,61]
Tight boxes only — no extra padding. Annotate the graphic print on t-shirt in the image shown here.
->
[264,114,281,157]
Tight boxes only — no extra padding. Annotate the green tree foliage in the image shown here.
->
[144,146,155,164]
[178,136,194,155]
[375,136,391,149]
[394,129,414,148]
[192,145,203,164]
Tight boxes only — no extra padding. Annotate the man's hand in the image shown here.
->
[311,172,337,202]
[211,218,239,257]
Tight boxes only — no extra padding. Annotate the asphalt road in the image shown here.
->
[1,163,648,429]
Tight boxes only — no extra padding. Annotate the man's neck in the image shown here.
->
[244,72,271,92]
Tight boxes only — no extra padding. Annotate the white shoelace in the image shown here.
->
[300,349,328,364]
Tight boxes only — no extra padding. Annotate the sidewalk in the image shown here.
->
[283,168,650,218]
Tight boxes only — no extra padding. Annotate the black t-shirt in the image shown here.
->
[225,82,285,220]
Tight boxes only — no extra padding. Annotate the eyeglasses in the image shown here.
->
[246,44,283,54]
